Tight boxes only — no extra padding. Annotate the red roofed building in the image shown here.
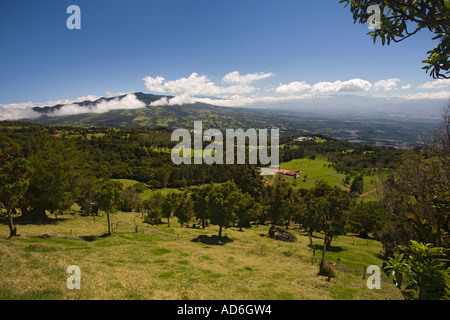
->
[277,169,301,177]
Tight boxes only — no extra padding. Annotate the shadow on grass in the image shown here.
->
[191,235,234,246]
[0,215,66,226]
[27,233,112,242]
[79,233,111,242]
[308,244,344,253]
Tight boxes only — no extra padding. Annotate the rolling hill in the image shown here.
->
[25,92,433,146]
[28,92,299,131]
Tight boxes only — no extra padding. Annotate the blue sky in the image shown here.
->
[0,0,449,118]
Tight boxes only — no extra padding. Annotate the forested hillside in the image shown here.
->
[0,115,448,300]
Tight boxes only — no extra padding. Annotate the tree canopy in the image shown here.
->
[340,0,450,79]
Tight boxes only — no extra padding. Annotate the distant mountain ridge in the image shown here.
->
[31,92,170,114]
[28,92,296,130]
[25,92,434,147]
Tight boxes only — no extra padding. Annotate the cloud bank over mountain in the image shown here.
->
[0,94,145,121]
[1,71,448,121]
[143,71,449,108]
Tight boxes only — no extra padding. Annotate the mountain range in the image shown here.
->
[29,92,300,130]
[25,92,437,147]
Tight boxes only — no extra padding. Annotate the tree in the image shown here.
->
[301,191,324,247]
[161,193,180,227]
[246,202,264,228]
[145,207,162,225]
[381,151,449,249]
[424,103,450,162]
[383,240,449,300]
[350,175,364,195]
[120,187,142,212]
[75,176,100,217]
[0,145,31,238]
[192,185,212,229]
[235,192,254,231]
[174,193,194,227]
[143,191,163,224]
[267,180,295,225]
[22,138,82,221]
[306,181,350,271]
[96,180,122,235]
[207,181,244,237]
[340,0,450,79]
[378,105,450,256]
[232,165,264,201]
[348,201,385,238]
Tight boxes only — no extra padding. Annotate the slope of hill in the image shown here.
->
[24,92,435,147]
[29,92,298,131]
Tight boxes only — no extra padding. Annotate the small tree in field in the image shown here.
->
[0,145,30,238]
[161,193,180,228]
[235,192,254,231]
[174,193,194,227]
[207,181,244,237]
[96,180,122,235]
[192,185,212,229]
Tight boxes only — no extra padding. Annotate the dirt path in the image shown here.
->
[359,186,383,198]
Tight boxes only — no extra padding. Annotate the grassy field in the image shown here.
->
[0,212,402,300]
[279,158,347,189]
[279,158,384,199]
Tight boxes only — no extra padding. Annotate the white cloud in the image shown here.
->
[143,72,255,96]
[142,72,448,108]
[151,94,197,107]
[401,91,450,100]
[195,96,255,107]
[0,94,145,120]
[418,79,450,89]
[48,94,146,117]
[311,78,372,94]
[222,71,274,84]
[0,103,41,121]
[276,81,311,94]
[374,78,400,91]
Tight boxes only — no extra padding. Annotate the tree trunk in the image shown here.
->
[320,233,329,268]
[31,207,48,221]
[7,209,18,238]
[308,231,313,248]
[201,217,205,229]
[107,212,111,235]
[20,206,29,217]
[218,225,223,237]
[167,217,170,228]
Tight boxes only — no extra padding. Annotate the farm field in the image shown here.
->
[279,158,346,189]
[0,212,402,300]
[277,158,384,199]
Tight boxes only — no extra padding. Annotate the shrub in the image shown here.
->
[318,260,336,279]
